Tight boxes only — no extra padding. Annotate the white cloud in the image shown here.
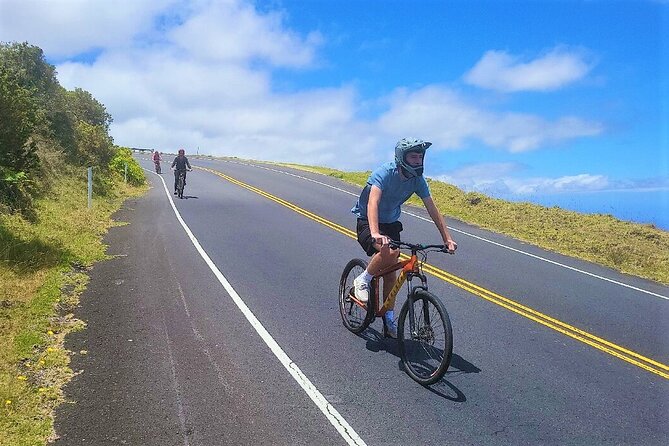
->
[0,0,175,57]
[434,165,611,196]
[1,0,606,170]
[56,45,379,166]
[434,162,669,197]
[45,1,371,166]
[168,0,322,67]
[464,48,593,92]
[378,86,603,152]
[510,174,610,194]
[434,162,520,195]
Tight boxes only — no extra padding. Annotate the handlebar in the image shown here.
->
[372,238,456,254]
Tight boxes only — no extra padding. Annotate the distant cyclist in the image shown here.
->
[351,137,457,338]
[152,150,162,173]
[171,148,192,194]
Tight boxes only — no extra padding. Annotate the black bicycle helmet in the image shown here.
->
[394,138,432,178]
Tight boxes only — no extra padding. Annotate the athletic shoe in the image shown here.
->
[353,276,369,303]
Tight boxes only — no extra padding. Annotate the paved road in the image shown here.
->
[54,156,669,445]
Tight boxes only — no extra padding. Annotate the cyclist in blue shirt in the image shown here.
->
[351,138,457,338]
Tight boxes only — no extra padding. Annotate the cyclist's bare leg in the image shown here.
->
[367,243,399,277]
[368,243,400,308]
[382,270,398,304]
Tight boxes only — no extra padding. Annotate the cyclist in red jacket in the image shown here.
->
[152,150,162,173]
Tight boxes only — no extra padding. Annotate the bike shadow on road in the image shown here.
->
[359,328,479,402]
[176,195,199,199]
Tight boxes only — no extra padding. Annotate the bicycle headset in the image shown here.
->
[394,138,432,178]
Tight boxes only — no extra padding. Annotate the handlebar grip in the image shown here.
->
[441,244,457,254]
[371,237,400,248]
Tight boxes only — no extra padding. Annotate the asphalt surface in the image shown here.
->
[54,156,669,445]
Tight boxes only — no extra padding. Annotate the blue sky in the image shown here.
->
[1,0,667,226]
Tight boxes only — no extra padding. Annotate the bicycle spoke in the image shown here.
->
[339,259,372,334]
[399,290,452,385]
[411,306,445,363]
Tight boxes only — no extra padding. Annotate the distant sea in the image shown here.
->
[501,189,669,231]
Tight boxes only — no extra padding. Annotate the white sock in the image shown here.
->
[357,270,373,283]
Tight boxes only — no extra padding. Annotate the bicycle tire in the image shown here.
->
[177,175,185,199]
[339,258,374,334]
[398,289,453,385]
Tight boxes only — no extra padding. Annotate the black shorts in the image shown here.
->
[356,219,402,257]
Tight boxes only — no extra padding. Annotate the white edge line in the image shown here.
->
[220,160,668,301]
[144,168,367,446]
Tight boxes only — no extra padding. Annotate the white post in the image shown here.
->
[87,167,93,209]
[124,163,128,183]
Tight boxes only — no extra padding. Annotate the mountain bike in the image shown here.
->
[154,159,162,174]
[339,240,454,385]
[175,169,187,199]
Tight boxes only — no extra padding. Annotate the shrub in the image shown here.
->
[73,122,114,167]
[109,147,145,186]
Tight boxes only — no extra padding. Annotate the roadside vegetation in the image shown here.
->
[276,163,669,285]
[1,42,146,445]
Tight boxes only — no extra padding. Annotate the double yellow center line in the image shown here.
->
[196,165,669,380]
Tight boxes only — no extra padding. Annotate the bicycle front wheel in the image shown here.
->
[398,289,453,385]
[339,258,373,334]
[177,177,184,198]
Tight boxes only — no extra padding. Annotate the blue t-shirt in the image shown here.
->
[351,162,431,223]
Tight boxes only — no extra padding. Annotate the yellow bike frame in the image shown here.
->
[372,254,419,316]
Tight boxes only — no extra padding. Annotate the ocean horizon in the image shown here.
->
[498,189,669,231]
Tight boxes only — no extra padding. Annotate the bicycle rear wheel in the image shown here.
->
[339,258,373,334]
[398,289,452,385]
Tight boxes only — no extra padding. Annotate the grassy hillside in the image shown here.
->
[274,162,669,285]
[1,41,150,445]
[0,166,146,445]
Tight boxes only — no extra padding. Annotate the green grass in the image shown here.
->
[0,168,147,446]
[273,161,669,285]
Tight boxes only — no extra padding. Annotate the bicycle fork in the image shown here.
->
[405,275,429,340]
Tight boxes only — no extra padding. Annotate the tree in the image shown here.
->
[0,42,76,156]
[0,41,118,214]
[0,71,39,214]
[0,71,39,173]
[66,88,112,132]
[74,121,115,167]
